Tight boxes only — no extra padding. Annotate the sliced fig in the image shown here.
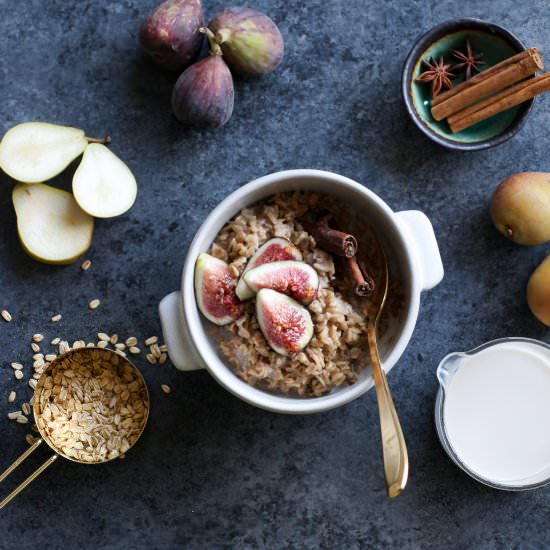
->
[244,260,319,305]
[256,289,313,356]
[236,237,302,300]
[194,253,242,325]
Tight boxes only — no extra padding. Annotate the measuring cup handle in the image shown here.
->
[159,291,205,371]
[0,439,58,510]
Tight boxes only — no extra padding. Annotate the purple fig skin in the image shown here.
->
[171,52,234,127]
[139,0,204,71]
[207,7,284,76]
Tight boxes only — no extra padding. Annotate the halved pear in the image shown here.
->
[13,183,94,264]
[72,143,137,218]
[0,122,89,183]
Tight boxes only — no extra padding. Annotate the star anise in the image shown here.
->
[450,40,485,80]
[415,56,455,98]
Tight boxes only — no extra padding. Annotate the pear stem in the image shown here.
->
[199,27,222,56]
[86,135,111,145]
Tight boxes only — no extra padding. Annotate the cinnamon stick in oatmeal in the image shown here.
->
[448,72,550,132]
[431,48,543,121]
[343,256,376,296]
[303,222,358,258]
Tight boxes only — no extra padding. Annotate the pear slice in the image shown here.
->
[13,183,94,264]
[72,143,137,218]
[0,122,90,183]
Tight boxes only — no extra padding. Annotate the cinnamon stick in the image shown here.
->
[302,222,358,258]
[448,72,550,133]
[342,256,375,297]
[431,48,543,121]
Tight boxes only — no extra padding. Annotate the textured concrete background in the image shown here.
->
[0,0,549,548]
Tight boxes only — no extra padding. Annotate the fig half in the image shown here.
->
[244,260,319,305]
[256,289,313,356]
[171,28,234,127]
[236,237,302,300]
[194,253,242,325]
[207,7,284,76]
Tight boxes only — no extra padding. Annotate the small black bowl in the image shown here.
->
[402,18,535,151]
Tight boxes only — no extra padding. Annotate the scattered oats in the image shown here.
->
[89,299,101,310]
[59,341,70,354]
[45,354,57,362]
[32,372,41,380]
[1,310,13,322]
[11,362,23,370]
[115,349,127,357]
[33,353,44,360]
[159,353,167,365]
[97,341,109,349]
[146,354,157,365]
[115,343,126,351]
[29,395,34,406]
[161,384,172,395]
[51,337,61,345]
[28,379,37,390]
[33,359,45,369]
[145,336,158,346]
[72,340,85,350]
[32,334,44,343]
[26,434,36,445]
[129,346,140,355]
[16,415,29,424]
[8,391,16,403]
[87,342,95,348]
[14,370,24,381]
[22,403,31,416]
[150,344,161,358]
[125,337,138,347]
[98,332,110,342]
[159,344,168,353]
[8,411,22,420]
[81,259,92,271]
[51,314,62,323]
[31,342,41,353]
[110,334,119,345]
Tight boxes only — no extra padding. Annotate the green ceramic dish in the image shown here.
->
[402,19,535,151]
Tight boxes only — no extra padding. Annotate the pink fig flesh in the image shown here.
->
[207,7,284,76]
[256,289,313,356]
[194,253,242,325]
[171,51,234,127]
[139,0,204,71]
[236,237,303,300]
[244,260,319,305]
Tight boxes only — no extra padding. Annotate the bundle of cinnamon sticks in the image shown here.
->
[302,221,376,297]
[431,47,550,133]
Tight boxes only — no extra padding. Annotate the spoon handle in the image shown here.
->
[367,325,409,498]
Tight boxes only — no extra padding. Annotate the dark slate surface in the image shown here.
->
[0,0,549,548]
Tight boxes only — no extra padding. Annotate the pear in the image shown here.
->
[72,143,137,218]
[13,183,93,264]
[0,122,106,183]
[490,172,550,245]
[527,253,550,326]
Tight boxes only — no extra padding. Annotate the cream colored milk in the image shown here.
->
[443,341,550,484]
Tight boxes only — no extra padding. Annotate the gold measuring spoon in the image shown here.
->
[366,244,409,498]
[0,347,149,509]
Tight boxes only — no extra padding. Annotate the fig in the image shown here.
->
[490,172,550,245]
[194,253,242,325]
[236,237,302,300]
[139,0,204,71]
[244,260,319,305]
[171,28,234,127]
[256,289,313,356]
[527,253,550,326]
[207,7,284,76]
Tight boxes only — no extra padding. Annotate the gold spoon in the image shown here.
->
[366,245,409,498]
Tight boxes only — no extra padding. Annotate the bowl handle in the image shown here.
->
[395,210,444,291]
[159,291,205,371]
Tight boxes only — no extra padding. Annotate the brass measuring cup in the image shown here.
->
[0,347,150,509]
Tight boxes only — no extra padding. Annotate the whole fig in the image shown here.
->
[207,7,284,76]
[139,0,204,71]
[171,29,234,127]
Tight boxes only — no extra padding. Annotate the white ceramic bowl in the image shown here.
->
[159,169,444,414]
